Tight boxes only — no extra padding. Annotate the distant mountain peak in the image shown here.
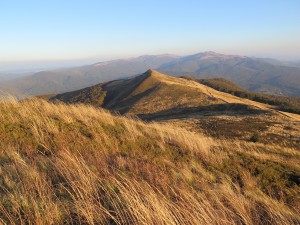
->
[203,51,219,55]
[136,54,179,59]
[189,51,247,60]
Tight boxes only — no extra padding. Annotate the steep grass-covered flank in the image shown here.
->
[0,98,299,224]
[185,77,300,114]
[51,84,106,106]
[50,70,223,115]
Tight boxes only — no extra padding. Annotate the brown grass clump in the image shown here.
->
[0,98,299,224]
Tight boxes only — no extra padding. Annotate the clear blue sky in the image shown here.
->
[1,0,300,68]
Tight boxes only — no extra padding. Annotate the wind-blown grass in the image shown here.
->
[0,98,299,224]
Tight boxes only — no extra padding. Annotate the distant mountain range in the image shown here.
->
[0,72,30,82]
[1,52,300,96]
[0,55,179,96]
[159,52,300,96]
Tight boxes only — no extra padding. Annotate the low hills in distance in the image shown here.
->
[0,72,30,82]
[1,70,300,224]
[1,51,300,97]
[0,55,179,96]
[159,52,300,96]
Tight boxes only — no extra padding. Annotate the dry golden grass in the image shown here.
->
[0,98,299,224]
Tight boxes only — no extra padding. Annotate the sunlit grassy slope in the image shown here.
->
[0,98,299,224]
[183,76,300,114]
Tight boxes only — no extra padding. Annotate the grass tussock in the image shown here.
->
[0,98,299,224]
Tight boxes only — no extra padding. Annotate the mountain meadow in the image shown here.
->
[0,70,299,224]
[2,0,300,224]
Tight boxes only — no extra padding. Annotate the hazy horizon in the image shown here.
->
[1,0,300,71]
[1,51,300,74]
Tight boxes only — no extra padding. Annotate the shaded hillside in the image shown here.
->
[51,84,106,106]
[0,98,299,224]
[184,77,300,114]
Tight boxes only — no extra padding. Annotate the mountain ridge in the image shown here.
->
[1,52,300,97]
[49,70,300,122]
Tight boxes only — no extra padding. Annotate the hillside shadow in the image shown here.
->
[102,74,148,107]
[112,84,162,114]
[138,103,269,121]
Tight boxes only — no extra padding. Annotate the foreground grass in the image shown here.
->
[0,99,299,224]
